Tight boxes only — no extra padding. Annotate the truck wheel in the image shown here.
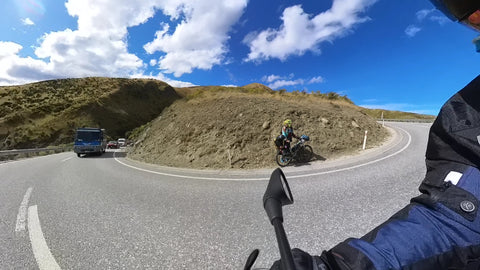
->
[77,153,81,157]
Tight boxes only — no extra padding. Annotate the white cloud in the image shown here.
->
[0,42,23,58]
[429,15,450,25]
[144,0,248,77]
[64,0,157,38]
[262,73,324,89]
[268,79,304,89]
[22,18,35,26]
[416,9,435,21]
[416,8,451,25]
[149,59,157,66]
[3,0,247,85]
[244,0,378,62]
[404,9,451,39]
[405,25,421,37]
[1,0,249,86]
[262,74,283,83]
[309,76,324,83]
[0,0,164,85]
[0,42,53,85]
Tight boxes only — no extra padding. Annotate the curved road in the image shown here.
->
[0,122,431,269]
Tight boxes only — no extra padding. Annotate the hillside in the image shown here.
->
[173,83,275,98]
[128,88,389,169]
[360,108,436,120]
[0,77,180,150]
[1,77,434,170]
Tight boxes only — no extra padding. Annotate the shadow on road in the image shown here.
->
[292,152,326,167]
[76,150,127,159]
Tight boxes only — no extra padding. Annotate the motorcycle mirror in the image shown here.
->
[244,249,259,270]
[263,168,294,224]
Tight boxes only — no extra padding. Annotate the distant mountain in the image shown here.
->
[359,108,436,120]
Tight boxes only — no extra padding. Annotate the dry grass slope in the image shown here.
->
[0,77,433,170]
[128,89,390,169]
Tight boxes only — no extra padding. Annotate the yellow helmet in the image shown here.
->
[283,119,292,127]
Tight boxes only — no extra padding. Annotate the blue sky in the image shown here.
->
[1,0,479,116]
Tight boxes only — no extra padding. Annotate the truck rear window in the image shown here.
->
[76,131,101,141]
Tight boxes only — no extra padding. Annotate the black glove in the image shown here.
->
[270,248,332,270]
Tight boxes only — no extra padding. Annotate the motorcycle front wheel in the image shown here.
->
[276,153,292,167]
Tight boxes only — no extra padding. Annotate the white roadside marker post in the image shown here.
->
[362,130,368,150]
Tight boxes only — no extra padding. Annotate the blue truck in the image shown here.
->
[73,127,107,157]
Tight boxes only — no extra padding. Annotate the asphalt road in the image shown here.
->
[0,122,431,269]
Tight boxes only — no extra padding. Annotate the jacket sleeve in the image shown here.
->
[326,163,480,270]
[323,75,480,270]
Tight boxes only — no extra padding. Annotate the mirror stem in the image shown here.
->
[272,218,296,270]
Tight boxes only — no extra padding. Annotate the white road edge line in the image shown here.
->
[113,126,412,181]
[61,157,73,162]
[15,187,33,234]
[28,205,62,270]
[288,126,412,179]
[114,152,266,181]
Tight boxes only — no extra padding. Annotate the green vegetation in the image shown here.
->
[0,77,180,150]
[126,123,151,142]
[0,77,433,152]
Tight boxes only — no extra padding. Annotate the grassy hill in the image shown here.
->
[0,77,435,169]
[0,77,180,150]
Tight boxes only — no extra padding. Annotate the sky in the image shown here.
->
[1,0,479,116]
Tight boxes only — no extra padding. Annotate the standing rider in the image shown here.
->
[281,119,299,154]
[270,0,480,269]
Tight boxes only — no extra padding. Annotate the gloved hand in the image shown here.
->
[269,248,331,270]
